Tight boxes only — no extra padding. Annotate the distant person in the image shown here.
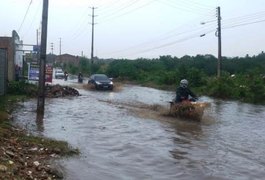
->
[78,72,83,83]
[175,79,198,103]
[64,71,68,81]
[15,65,20,81]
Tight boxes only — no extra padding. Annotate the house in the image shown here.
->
[0,30,23,81]
[55,54,80,66]
[0,49,7,95]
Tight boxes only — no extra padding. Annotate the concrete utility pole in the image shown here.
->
[36,29,39,47]
[90,7,96,65]
[217,6,222,78]
[37,0,49,114]
[51,42,54,54]
[59,37,61,56]
[36,29,40,58]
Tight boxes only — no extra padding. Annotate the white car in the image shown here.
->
[54,69,64,79]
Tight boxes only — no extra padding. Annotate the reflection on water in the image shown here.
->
[12,82,265,180]
[36,112,44,132]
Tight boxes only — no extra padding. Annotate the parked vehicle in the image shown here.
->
[88,74,113,90]
[54,69,64,79]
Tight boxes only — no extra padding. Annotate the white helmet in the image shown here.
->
[180,79,188,88]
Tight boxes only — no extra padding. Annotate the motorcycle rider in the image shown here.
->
[175,79,198,103]
[64,71,68,81]
[78,72,83,83]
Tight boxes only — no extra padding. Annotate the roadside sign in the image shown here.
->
[45,64,53,83]
[28,62,39,81]
[28,62,53,83]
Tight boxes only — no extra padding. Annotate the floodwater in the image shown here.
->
[12,79,265,180]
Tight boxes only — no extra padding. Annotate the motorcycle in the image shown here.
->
[168,98,209,121]
[78,76,83,83]
[64,73,68,81]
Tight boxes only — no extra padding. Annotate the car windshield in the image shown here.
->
[94,75,109,81]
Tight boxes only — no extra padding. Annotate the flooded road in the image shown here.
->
[13,79,265,180]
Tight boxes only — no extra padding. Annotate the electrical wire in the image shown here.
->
[114,29,216,58]
[156,0,216,17]
[169,0,215,11]
[223,19,265,30]
[21,0,42,39]
[96,0,126,13]
[99,0,157,24]
[18,0,33,33]
[98,0,139,19]
[101,23,216,56]
[220,10,265,29]
[222,11,265,27]
[70,6,92,40]
[99,0,155,23]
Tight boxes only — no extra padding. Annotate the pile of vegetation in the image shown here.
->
[7,81,80,98]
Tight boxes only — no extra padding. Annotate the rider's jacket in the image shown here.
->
[175,86,197,103]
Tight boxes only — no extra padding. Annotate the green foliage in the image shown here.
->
[187,68,207,87]
[67,63,79,75]
[205,76,236,99]
[203,71,265,103]
[7,81,37,96]
[58,52,265,104]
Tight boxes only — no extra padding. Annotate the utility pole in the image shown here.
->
[37,0,49,114]
[51,42,54,54]
[36,29,40,59]
[59,38,61,56]
[90,7,96,65]
[36,29,39,48]
[217,6,222,78]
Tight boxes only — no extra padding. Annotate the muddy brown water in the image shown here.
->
[12,79,265,180]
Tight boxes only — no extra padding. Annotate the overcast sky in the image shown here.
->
[1,0,265,59]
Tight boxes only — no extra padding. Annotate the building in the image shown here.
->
[55,54,80,66]
[0,30,23,81]
[0,49,7,95]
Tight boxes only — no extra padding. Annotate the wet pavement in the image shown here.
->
[12,78,265,180]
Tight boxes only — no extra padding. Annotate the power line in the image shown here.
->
[102,26,215,58]
[21,0,42,39]
[223,10,265,22]
[97,0,143,23]
[18,0,33,33]
[221,10,265,29]
[223,19,265,29]
[169,0,215,11]
[222,11,265,27]
[156,0,216,17]
[96,0,127,13]
[102,23,215,56]
[99,0,157,23]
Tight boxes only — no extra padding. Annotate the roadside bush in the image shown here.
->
[205,76,236,99]
[8,81,37,96]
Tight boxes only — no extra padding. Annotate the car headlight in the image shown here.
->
[95,81,101,85]
[110,81,113,85]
